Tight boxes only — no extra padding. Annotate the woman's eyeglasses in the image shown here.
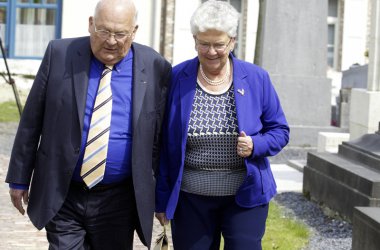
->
[195,38,232,53]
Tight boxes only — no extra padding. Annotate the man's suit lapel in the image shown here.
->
[132,45,148,130]
[72,38,92,131]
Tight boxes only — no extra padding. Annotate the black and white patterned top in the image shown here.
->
[181,81,246,196]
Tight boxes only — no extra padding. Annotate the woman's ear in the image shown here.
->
[193,35,197,51]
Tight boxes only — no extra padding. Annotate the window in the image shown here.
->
[0,2,7,46]
[0,0,61,59]
[327,0,340,69]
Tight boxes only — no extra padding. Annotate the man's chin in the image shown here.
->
[101,55,120,65]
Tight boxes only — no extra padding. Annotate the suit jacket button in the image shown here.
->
[74,148,80,154]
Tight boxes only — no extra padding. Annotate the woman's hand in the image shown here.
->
[155,212,169,226]
[237,131,254,158]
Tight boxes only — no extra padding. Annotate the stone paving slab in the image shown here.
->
[0,155,49,250]
[271,163,303,193]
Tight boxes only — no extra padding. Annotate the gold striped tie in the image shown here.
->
[80,65,113,188]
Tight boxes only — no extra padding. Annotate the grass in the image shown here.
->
[262,201,309,249]
[220,201,309,249]
[0,101,21,122]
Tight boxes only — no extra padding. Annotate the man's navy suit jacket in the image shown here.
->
[6,36,171,246]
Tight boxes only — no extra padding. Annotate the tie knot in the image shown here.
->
[104,65,114,72]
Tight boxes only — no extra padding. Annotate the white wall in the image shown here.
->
[172,0,200,66]
[244,0,259,63]
[61,0,159,50]
[341,0,369,70]
[61,0,96,38]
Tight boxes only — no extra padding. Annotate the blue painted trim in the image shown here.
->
[6,0,62,59]
[55,0,62,39]
[8,0,16,58]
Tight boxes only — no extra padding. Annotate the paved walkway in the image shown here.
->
[0,122,303,249]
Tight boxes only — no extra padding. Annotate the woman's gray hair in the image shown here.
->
[190,0,240,37]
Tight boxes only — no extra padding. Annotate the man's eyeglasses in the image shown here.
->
[195,38,232,53]
[94,24,134,41]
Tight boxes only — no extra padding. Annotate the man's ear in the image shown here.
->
[131,25,139,40]
[88,16,94,33]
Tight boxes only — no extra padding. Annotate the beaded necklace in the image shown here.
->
[199,60,230,86]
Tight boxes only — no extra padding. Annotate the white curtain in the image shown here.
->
[15,24,54,57]
[15,8,55,57]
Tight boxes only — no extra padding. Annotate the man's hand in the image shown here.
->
[155,212,169,226]
[9,188,29,215]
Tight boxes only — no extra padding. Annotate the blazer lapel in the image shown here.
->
[232,57,248,132]
[72,38,92,131]
[132,45,148,130]
[179,58,198,142]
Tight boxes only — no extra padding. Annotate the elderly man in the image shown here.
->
[6,0,171,249]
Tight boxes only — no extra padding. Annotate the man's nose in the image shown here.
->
[106,35,118,45]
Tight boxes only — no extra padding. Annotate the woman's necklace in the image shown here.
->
[199,60,230,86]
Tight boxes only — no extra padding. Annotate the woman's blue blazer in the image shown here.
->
[156,55,290,219]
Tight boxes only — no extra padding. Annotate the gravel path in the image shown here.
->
[274,192,352,250]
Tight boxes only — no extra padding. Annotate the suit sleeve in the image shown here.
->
[5,41,52,185]
[155,70,177,213]
[152,59,172,176]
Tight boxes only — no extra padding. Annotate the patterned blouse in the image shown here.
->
[181,81,246,196]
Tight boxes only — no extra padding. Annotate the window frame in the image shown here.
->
[327,0,341,71]
[1,0,62,59]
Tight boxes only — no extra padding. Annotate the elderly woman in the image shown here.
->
[155,0,289,249]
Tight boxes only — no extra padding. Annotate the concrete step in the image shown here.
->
[304,152,380,220]
[287,159,306,172]
[352,207,380,250]
[338,133,380,171]
[306,152,380,198]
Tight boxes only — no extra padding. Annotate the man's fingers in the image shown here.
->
[15,201,26,215]
[155,212,169,226]
[10,189,27,215]
[12,196,25,215]
[22,192,29,205]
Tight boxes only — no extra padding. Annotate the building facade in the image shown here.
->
[0,0,372,75]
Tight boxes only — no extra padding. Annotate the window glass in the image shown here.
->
[18,0,29,3]
[0,6,6,56]
[327,24,335,67]
[47,0,57,3]
[0,6,6,28]
[328,0,338,18]
[15,8,56,57]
